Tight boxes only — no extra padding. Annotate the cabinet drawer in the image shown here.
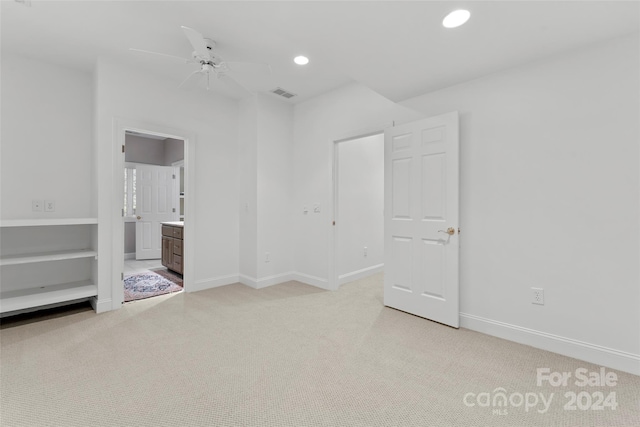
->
[172,239,182,255]
[162,225,174,237]
[172,254,182,273]
[173,227,183,239]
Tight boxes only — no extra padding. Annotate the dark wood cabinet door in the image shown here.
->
[172,254,183,274]
[161,236,173,268]
[161,225,183,274]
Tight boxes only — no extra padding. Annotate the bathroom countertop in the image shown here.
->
[161,221,184,227]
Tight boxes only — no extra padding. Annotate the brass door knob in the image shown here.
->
[438,227,455,236]
[136,216,142,220]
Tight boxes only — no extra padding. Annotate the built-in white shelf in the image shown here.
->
[0,218,98,227]
[0,281,97,314]
[0,249,98,266]
[0,218,99,315]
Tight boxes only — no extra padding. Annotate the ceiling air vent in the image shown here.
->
[271,87,296,99]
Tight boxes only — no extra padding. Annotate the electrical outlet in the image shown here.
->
[532,287,544,305]
[265,252,270,263]
[44,200,55,212]
[313,203,321,213]
[364,246,368,257]
[32,200,43,212]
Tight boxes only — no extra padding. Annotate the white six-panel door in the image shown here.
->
[135,164,176,260]
[384,112,460,328]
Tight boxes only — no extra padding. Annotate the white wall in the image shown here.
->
[94,58,240,310]
[124,135,184,166]
[256,94,294,284]
[124,222,135,255]
[124,134,165,165]
[401,34,640,371]
[164,138,184,166]
[337,134,384,282]
[292,83,423,288]
[238,97,258,280]
[238,94,294,287]
[1,54,93,220]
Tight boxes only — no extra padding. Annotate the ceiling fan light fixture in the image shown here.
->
[132,25,269,95]
[294,55,309,65]
[442,9,470,28]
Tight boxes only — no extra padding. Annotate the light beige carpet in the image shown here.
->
[1,273,639,426]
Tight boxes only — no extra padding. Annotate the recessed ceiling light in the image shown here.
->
[294,56,309,65]
[442,9,470,28]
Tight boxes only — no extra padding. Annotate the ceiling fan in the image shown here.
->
[130,26,270,93]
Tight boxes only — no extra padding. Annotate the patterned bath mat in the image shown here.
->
[124,271,183,302]
[151,268,183,287]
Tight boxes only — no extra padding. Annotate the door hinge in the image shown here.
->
[172,174,176,179]
[121,272,124,280]
[332,220,336,226]
[172,208,176,213]
[122,144,125,153]
[121,208,124,217]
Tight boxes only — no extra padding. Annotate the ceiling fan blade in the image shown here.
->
[181,26,210,58]
[178,70,205,90]
[223,61,272,74]
[220,73,255,95]
[129,48,194,64]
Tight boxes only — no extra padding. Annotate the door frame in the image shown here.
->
[329,127,384,291]
[112,118,195,305]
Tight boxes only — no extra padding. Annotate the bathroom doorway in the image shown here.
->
[121,131,185,302]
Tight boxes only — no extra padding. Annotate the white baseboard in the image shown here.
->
[460,312,640,376]
[190,274,239,293]
[292,272,331,290]
[240,272,296,289]
[191,271,332,292]
[124,253,135,260]
[238,271,331,290]
[338,263,384,285]
[90,297,113,314]
[238,274,258,289]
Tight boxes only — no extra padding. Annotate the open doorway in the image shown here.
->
[332,132,385,288]
[122,131,185,302]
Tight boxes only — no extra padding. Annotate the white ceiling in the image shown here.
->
[2,1,639,103]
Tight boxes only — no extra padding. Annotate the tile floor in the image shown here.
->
[123,259,164,275]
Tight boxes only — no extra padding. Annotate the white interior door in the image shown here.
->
[135,164,176,260]
[384,112,460,328]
